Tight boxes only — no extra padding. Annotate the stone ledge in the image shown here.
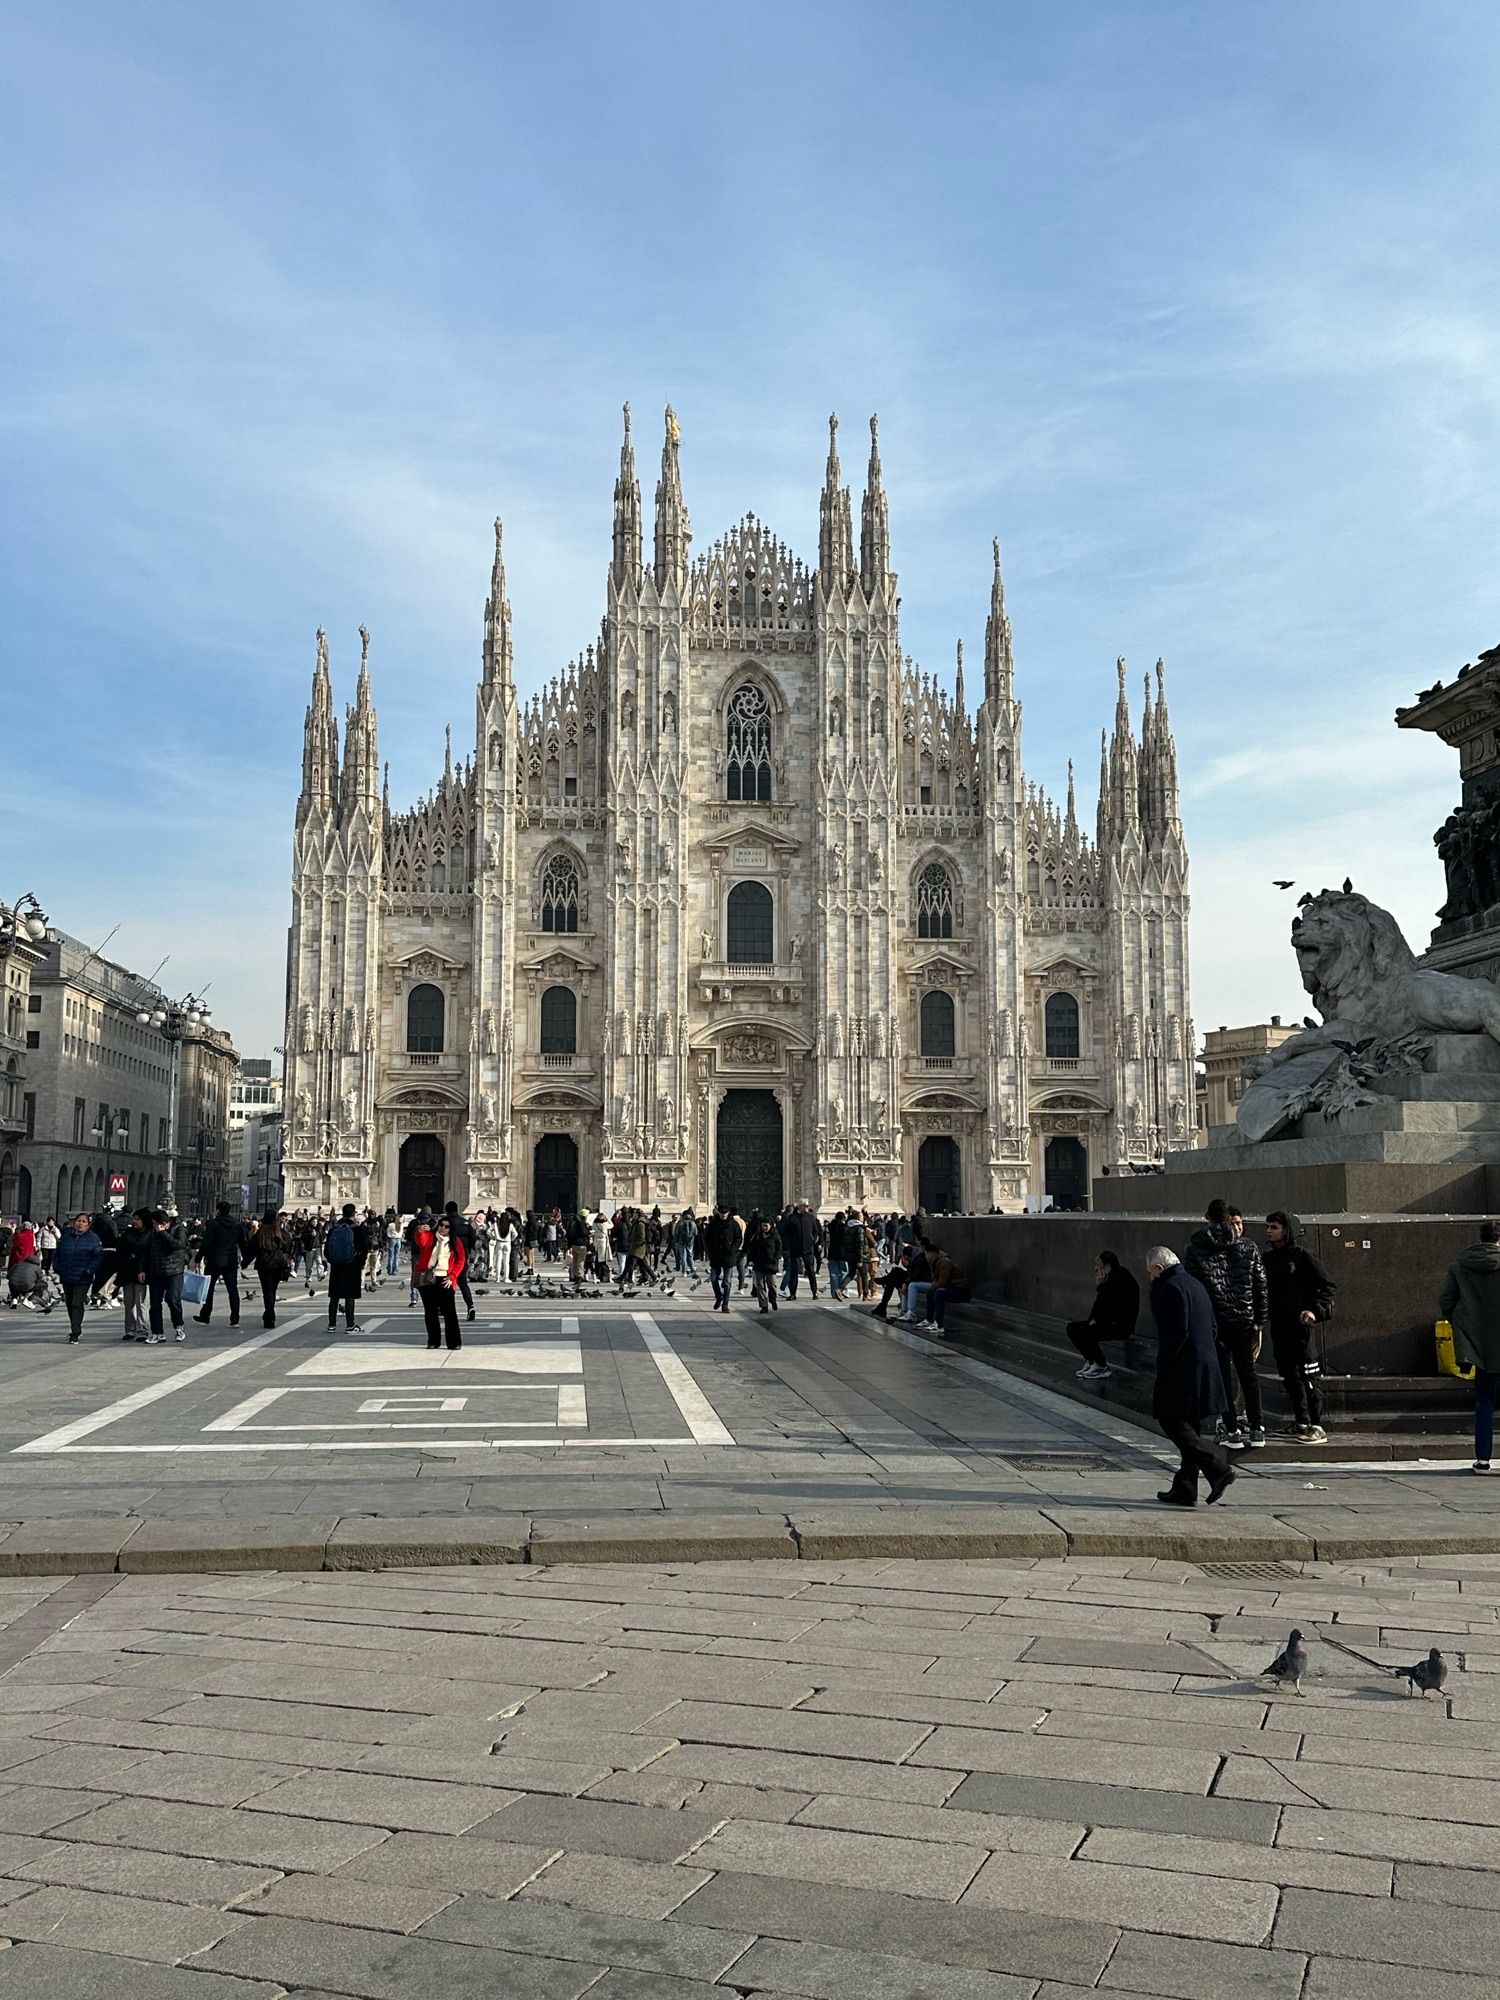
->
[0,1507,1496,1573]
[788,1506,1067,1561]
[324,1514,531,1569]
[529,1513,797,1563]
[120,1516,341,1574]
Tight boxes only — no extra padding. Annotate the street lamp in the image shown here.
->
[91,1109,117,1213]
[0,893,48,963]
[135,991,211,1212]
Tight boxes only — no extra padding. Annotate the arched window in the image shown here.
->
[1045,991,1081,1059]
[915,862,955,939]
[726,683,772,801]
[540,986,577,1055]
[920,990,956,1059]
[540,855,580,934]
[726,881,774,964]
[1026,857,1041,895]
[406,983,445,1053]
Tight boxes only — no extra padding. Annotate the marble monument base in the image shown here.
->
[1097,1050,1500,1217]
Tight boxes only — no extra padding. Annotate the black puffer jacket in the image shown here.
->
[1264,1212,1335,1335]
[1183,1222,1267,1331]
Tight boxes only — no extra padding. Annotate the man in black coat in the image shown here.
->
[1147,1247,1234,1506]
[1066,1251,1140,1379]
[196,1201,245,1328]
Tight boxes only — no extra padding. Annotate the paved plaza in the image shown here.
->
[0,1284,1496,1568]
[0,1549,1492,1993]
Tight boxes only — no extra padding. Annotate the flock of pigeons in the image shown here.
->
[478,1273,691,1303]
[1262,1628,1448,1699]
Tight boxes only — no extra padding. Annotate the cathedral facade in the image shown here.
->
[281,409,1193,1218]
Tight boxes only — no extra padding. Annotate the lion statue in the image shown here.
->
[1244,887,1500,1098]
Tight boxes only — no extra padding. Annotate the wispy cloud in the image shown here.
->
[2,1,1496,1052]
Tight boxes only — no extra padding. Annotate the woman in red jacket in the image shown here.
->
[418,1214,465,1351]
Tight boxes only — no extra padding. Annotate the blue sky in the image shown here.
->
[4,0,1497,1056]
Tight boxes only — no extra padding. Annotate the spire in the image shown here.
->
[984,537,1014,704]
[299,627,338,820]
[859,413,889,594]
[1103,657,1140,844]
[653,404,691,589]
[1096,728,1109,848]
[954,638,966,717]
[1066,758,1077,835]
[340,624,380,817]
[612,401,642,587]
[482,517,513,688]
[1152,657,1181,839]
[443,723,453,785]
[818,413,854,592]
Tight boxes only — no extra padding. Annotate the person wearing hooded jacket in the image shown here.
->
[1439,1219,1500,1473]
[1184,1198,1268,1448]
[1264,1210,1335,1443]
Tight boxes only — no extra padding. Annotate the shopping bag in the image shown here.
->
[182,1270,210,1306]
[1435,1318,1475,1381]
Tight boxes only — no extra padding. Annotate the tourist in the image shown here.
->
[624,1209,652,1286]
[53,1212,103,1345]
[442,1203,478,1321]
[894,1237,934,1324]
[195,1200,245,1328]
[324,1203,368,1332]
[37,1217,58,1273]
[384,1212,402,1277]
[117,1208,153,1339]
[417,1213,465,1350]
[1439,1221,1500,1473]
[143,1209,188,1345]
[1184,1198,1268,1449]
[1066,1250,1141,1381]
[673,1208,698,1276]
[871,1242,914,1319]
[922,1241,962,1333]
[748,1215,781,1313]
[1145,1246,1233,1506]
[567,1208,591,1286]
[825,1208,851,1302]
[1263,1211,1334,1445]
[704,1204,738,1312]
[247,1209,293,1328]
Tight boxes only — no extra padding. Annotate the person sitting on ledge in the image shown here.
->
[870,1242,915,1319]
[1066,1249,1141,1382]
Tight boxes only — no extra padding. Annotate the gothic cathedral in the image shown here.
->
[282,408,1193,1216]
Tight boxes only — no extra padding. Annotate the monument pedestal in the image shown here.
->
[1096,1051,1500,1216]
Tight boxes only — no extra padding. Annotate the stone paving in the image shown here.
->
[0,1285,1498,1568]
[0,1550,1493,1993]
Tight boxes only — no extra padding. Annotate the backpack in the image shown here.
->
[327,1221,356,1265]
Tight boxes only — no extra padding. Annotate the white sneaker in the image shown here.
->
[1075,1364,1094,1378]
[174,1329,187,1342]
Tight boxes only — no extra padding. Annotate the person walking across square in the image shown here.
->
[53,1213,103,1345]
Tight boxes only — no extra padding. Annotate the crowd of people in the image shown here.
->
[0,1196,967,1351]
[1063,1199,1338,1505]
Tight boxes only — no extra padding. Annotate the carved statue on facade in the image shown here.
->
[300,1005,315,1054]
[482,1008,497,1056]
[701,929,712,960]
[789,935,802,963]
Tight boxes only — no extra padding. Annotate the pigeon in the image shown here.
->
[1261,1628,1308,1696]
[1397,1648,1447,1698]
[1273,880,1295,890]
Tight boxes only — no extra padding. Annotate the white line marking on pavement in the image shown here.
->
[290,1342,583,1377]
[11,1314,319,1454]
[49,1436,706,1453]
[204,1383,584,1433]
[634,1312,733,1444]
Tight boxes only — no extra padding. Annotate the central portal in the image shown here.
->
[716,1089,783,1217]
